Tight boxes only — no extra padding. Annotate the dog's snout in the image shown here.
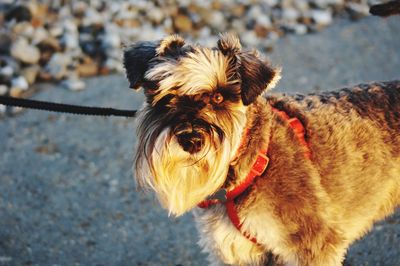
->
[174,124,204,154]
[176,132,204,154]
[173,122,193,136]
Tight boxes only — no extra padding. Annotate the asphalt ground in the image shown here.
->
[0,16,399,266]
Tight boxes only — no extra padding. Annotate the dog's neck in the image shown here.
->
[197,98,273,209]
[227,98,273,190]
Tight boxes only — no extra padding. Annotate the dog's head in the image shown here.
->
[124,34,280,215]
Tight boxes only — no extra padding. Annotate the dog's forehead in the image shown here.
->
[146,47,238,104]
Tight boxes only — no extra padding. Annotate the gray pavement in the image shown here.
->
[1,15,400,266]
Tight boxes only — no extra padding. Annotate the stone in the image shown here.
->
[102,25,121,49]
[80,41,100,57]
[264,0,279,7]
[45,53,72,80]
[105,49,121,60]
[77,56,98,77]
[104,58,123,73]
[21,65,40,85]
[12,22,35,38]
[173,14,193,33]
[98,66,110,76]
[0,57,20,74]
[198,26,211,40]
[0,33,12,54]
[61,77,86,91]
[298,16,313,26]
[0,65,14,78]
[30,4,47,28]
[346,3,370,20]
[9,87,24,98]
[312,0,344,8]
[240,31,260,48]
[254,24,270,38]
[247,5,264,19]
[163,17,174,34]
[147,7,165,24]
[83,8,104,26]
[61,33,80,51]
[310,9,333,26]
[0,0,379,98]
[11,106,24,114]
[37,37,61,65]
[5,5,32,23]
[231,19,246,34]
[11,76,29,91]
[48,24,63,38]
[256,16,272,29]
[268,31,280,42]
[230,4,246,17]
[72,1,88,17]
[205,11,226,32]
[294,0,311,13]
[38,70,52,81]
[0,85,8,95]
[63,19,79,34]
[32,27,50,45]
[202,36,219,49]
[282,8,300,22]
[10,37,40,65]
[0,104,6,115]
[292,23,308,35]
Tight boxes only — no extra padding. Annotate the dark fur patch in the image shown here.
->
[239,53,277,105]
[158,36,186,57]
[123,41,158,89]
[370,0,400,17]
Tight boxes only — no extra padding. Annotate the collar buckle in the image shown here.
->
[250,151,269,177]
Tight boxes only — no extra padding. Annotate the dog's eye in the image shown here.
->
[212,93,224,104]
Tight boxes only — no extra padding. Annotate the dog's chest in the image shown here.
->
[194,204,287,265]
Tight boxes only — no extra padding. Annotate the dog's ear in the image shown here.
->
[124,36,187,89]
[217,34,281,105]
[239,52,281,105]
[217,33,242,55]
[156,35,186,57]
[123,41,158,89]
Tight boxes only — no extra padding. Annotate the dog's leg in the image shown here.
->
[280,223,348,266]
[194,207,271,266]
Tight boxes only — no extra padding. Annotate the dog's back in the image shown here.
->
[320,81,400,140]
[267,81,400,242]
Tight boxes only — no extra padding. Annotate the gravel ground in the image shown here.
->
[1,15,399,266]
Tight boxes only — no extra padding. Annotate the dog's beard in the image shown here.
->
[134,106,247,216]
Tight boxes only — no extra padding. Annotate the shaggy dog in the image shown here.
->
[123,34,400,266]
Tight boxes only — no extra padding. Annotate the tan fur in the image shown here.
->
[125,34,400,266]
[147,47,239,105]
[156,34,185,56]
[196,86,400,265]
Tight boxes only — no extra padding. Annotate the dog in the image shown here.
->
[123,34,400,266]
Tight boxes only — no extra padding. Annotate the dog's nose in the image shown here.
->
[175,131,204,154]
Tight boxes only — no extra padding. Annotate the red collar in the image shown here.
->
[198,106,311,244]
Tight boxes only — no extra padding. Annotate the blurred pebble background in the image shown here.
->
[0,0,377,115]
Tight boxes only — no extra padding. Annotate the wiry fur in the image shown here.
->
[124,34,400,265]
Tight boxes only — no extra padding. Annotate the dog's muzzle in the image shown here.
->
[173,122,206,154]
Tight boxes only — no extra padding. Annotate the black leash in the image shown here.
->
[0,96,137,117]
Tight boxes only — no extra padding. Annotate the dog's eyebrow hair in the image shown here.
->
[215,86,241,102]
